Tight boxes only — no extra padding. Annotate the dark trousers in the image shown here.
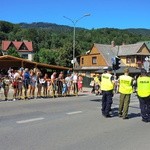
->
[101,90,113,116]
[138,96,150,121]
[73,83,78,95]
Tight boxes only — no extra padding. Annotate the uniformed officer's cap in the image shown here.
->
[124,68,129,73]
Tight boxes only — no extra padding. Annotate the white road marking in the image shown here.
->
[16,117,44,124]
[66,111,82,115]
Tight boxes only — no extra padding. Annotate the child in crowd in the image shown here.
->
[62,79,67,97]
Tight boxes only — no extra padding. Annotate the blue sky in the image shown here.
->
[0,0,150,29]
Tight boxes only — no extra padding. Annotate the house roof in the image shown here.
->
[138,41,150,50]
[145,41,150,49]
[117,42,150,56]
[0,55,71,71]
[1,40,33,52]
[93,42,150,66]
[94,43,124,66]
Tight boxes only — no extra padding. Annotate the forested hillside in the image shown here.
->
[0,21,150,67]
[126,28,150,36]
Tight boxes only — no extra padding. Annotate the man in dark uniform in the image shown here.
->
[100,67,114,117]
[137,69,150,123]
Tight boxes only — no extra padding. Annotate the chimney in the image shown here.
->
[111,41,115,47]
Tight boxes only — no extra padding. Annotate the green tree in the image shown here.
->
[0,21,14,33]
[0,31,7,41]
[7,47,20,57]
[58,42,73,67]
[33,51,40,62]
[38,48,59,65]
[1,21,150,68]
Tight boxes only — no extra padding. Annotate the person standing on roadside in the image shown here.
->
[137,69,150,123]
[23,68,30,99]
[78,74,83,92]
[101,67,114,117]
[12,70,20,101]
[50,72,57,98]
[29,70,37,99]
[94,74,101,95]
[65,73,72,96]
[36,72,42,98]
[2,75,11,101]
[72,72,78,96]
[118,68,133,119]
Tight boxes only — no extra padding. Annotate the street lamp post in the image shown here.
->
[63,14,90,69]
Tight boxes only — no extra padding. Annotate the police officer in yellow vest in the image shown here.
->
[118,68,133,119]
[137,69,150,123]
[101,67,114,117]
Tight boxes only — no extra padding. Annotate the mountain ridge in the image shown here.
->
[18,22,150,36]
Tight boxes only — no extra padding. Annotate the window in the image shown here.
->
[92,57,97,64]
[131,56,135,63]
[21,54,28,59]
[126,56,135,64]
[81,58,84,64]
[126,56,131,64]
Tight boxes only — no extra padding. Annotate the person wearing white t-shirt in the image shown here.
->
[72,72,78,95]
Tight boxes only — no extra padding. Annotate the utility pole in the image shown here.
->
[63,14,90,69]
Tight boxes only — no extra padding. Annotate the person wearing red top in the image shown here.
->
[78,74,83,92]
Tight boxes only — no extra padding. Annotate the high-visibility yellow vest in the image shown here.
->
[101,73,114,91]
[119,75,133,94]
[137,76,150,97]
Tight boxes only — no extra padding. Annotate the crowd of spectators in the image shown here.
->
[0,68,83,101]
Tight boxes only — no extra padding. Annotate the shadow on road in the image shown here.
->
[110,107,118,117]
[107,107,141,119]
[90,98,102,102]
[128,113,141,119]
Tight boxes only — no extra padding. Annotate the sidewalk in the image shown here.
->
[82,87,92,94]
[0,86,93,102]
[0,87,14,101]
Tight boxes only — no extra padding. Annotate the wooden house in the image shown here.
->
[75,42,150,76]
[118,42,150,68]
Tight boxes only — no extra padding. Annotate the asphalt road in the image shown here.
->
[0,92,150,150]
